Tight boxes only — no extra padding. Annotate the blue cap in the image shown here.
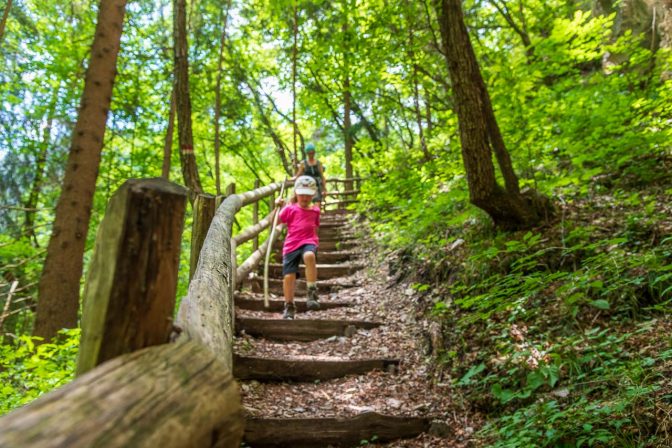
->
[305,142,316,152]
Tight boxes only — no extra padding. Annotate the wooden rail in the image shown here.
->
[0,176,362,447]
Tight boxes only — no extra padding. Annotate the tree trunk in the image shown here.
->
[24,87,60,246]
[434,0,553,230]
[173,0,203,197]
[214,0,232,196]
[292,1,299,169]
[162,85,176,180]
[0,0,11,45]
[342,5,354,187]
[33,0,129,341]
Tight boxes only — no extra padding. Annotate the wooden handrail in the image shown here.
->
[0,178,245,447]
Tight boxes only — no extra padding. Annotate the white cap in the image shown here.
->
[294,175,317,196]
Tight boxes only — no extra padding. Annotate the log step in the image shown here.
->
[273,240,357,251]
[265,263,362,279]
[234,355,399,381]
[248,278,359,296]
[235,296,351,312]
[236,318,382,341]
[273,250,358,264]
[244,412,431,448]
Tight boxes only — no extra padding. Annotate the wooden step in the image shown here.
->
[326,189,360,197]
[272,250,358,264]
[234,296,351,312]
[234,355,398,381]
[322,209,355,216]
[244,412,431,448]
[235,318,382,341]
[318,220,349,228]
[265,263,362,279]
[248,278,359,296]
[324,199,359,208]
[273,240,358,252]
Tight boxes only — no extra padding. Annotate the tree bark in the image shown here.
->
[214,0,232,196]
[173,0,203,197]
[162,85,175,180]
[24,90,59,246]
[0,0,11,45]
[342,5,354,188]
[434,0,553,230]
[33,0,129,341]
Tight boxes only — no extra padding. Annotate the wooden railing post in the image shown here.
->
[189,193,216,280]
[77,178,187,375]
[252,179,260,251]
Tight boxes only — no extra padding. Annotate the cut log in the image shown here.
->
[0,341,244,448]
[265,263,362,279]
[78,178,187,375]
[236,317,382,341]
[272,240,357,252]
[244,412,430,448]
[272,250,358,264]
[248,277,359,296]
[234,296,351,312]
[234,355,399,381]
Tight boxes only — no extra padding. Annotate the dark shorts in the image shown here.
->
[312,187,322,203]
[282,244,317,276]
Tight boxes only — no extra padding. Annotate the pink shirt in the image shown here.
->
[279,203,320,255]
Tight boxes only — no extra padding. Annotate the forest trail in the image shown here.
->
[234,208,472,448]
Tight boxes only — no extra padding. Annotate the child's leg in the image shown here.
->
[303,247,320,310]
[303,251,317,283]
[283,273,296,303]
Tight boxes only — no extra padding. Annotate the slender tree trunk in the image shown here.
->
[24,90,60,246]
[214,0,232,196]
[33,0,129,340]
[292,1,299,169]
[162,85,176,180]
[173,0,203,197]
[342,5,353,184]
[405,0,430,162]
[0,0,11,44]
[434,0,552,230]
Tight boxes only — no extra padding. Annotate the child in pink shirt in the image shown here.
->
[275,176,321,319]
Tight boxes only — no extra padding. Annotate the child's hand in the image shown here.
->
[275,198,285,207]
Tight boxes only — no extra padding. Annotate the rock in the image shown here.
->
[386,398,402,409]
[344,325,357,338]
[429,421,453,438]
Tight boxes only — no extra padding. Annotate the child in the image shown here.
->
[276,175,321,319]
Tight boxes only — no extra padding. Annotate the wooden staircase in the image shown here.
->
[234,208,433,447]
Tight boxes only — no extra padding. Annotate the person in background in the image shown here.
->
[275,175,321,319]
[294,142,327,203]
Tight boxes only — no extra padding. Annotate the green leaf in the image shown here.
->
[589,299,610,310]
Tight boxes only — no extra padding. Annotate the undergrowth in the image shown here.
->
[362,146,672,446]
[0,329,80,416]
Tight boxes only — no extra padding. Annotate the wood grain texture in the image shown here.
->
[176,194,240,369]
[0,341,243,448]
[78,178,187,375]
[234,355,399,381]
[244,412,430,447]
[234,296,351,312]
[235,317,381,341]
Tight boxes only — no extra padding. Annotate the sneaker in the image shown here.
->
[283,302,296,320]
[306,287,321,311]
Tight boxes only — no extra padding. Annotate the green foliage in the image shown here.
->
[0,329,80,416]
